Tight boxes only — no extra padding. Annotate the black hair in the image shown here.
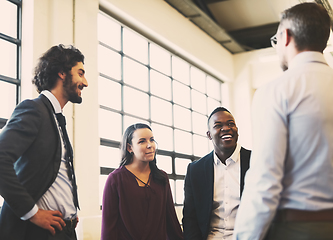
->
[119,123,167,185]
[32,44,85,93]
[207,107,231,129]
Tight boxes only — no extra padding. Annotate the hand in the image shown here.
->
[29,209,66,236]
[75,216,79,228]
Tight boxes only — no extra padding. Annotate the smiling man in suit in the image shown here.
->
[0,44,88,240]
[182,107,251,240]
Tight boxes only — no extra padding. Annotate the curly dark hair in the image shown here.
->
[32,44,85,93]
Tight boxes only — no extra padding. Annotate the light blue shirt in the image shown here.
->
[233,52,333,240]
[21,91,76,220]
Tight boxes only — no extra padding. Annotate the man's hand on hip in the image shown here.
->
[29,209,66,235]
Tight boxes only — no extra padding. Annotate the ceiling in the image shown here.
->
[165,0,333,53]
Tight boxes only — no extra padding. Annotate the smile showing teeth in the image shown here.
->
[222,135,232,139]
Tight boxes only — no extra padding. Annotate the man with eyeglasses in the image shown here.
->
[233,2,333,240]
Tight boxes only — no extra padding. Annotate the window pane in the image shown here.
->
[192,112,208,135]
[98,45,121,80]
[176,180,185,204]
[151,96,172,126]
[99,146,121,168]
[0,1,17,38]
[174,105,191,132]
[123,28,148,64]
[174,129,192,155]
[99,175,108,206]
[193,134,209,157]
[169,179,175,203]
[123,57,148,91]
[150,70,171,101]
[123,115,149,132]
[175,206,183,222]
[98,13,121,51]
[0,39,17,79]
[0,81,16,119]
[173,81,190,108]
[156,154,172,174]
[172,56,190,85]
[98,109,122,141]
[151,123,173,151]
[191,67,206,93]
[207,76,221,100]
[207,97,221,116]
[98,76,121,110]
[123,87,149,119]
[175,158,191,175]
[150,43,170,75]
[192,90,207,114]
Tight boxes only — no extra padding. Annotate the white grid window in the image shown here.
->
[97,11,224,210]
[0,0,22,208]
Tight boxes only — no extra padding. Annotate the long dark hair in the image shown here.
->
[120,123,167,185]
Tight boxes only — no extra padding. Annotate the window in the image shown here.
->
[0,0,22,208]
[97,11,223,212]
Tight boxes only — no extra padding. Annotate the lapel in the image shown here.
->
[195,151,214,238]
[38,94,62,179]
[38,94,60,136]
[204,151,214,203]
[240,147,251,197]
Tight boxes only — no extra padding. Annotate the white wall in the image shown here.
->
[232,47,282,149]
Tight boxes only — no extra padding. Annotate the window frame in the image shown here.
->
[98,10,224,208]
[0,0,22,128]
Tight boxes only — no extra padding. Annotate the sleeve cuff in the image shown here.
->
[21,205,38,221]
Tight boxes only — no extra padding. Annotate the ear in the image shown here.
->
[58,72,66,80]
[126,143,132,153]
[283,28,292,47]
[207,131,212,140]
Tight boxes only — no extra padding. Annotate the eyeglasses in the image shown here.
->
[270,34,277,48]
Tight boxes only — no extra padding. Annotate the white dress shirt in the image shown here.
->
[207,143,241,240]
[233,52,333,240]
[21,91,76,220]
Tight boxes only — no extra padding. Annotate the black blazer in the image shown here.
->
[182,147,251,240]
[0,94,62,239]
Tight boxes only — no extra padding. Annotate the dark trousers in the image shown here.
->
[264,221,333,240]
[25,221,77,240]
[51,227,77,240]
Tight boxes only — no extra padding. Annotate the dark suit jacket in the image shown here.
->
[182,147,251,240]
[0,94,62,240]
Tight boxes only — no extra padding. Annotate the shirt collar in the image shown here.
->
[41,90,62,114]
[214,142,241,165]
[289,51,327,70]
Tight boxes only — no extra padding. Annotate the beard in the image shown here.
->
[63,73,82,104]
